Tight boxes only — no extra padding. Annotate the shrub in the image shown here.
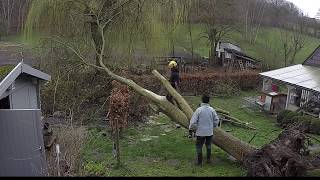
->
[279,111,301,127]
[46,125,88,176]
[277,110,320,135]
[179,71,259,97]
[129,71,259,97]
[108,81,129,132]
[128,93,152,123]
[310,120,320,134]
[277,110,292,124]
[292,116,312,130]
[41,70,113,123]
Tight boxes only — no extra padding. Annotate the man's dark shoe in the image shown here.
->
[196,153,203,166]
[206,150,212,164]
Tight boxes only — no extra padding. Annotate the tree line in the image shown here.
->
[1,0,319,67]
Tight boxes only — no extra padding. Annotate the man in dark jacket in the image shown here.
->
[168,60,180,89]
[166,60,180,104]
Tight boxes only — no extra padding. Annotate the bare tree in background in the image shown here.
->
[198,0,234,66]
[0,0,30,35]
[279,18,306,67]
[236,0,267,44]
[0,0,15,35]
[160,0,185,56]
[279,28,293,67]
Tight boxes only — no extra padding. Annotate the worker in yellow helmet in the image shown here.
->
[168,60,178,69]
[168,60,180,89]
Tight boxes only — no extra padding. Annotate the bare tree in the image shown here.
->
[235,0,267,44]
[198,0,233,66]
[279,16,306,67]
[279,28,293,67]
[85,0,134,66]
[289,19,306,65]
[0,0,15,35]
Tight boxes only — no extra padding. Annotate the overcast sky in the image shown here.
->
[286,0,320,18]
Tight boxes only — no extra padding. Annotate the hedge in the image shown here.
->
[130,71,260,97]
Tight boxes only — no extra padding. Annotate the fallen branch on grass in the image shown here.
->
[221,118,256,130]
[216,108,230,116]
[218,113,256,130]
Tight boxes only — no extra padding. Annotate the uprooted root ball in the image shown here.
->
[244,126,314,177]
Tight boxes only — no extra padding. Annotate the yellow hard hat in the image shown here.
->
[168,60,177,69]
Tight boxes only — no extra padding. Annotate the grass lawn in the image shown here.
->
[80,91,288,177]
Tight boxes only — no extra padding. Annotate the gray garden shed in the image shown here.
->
[0,62,51,176]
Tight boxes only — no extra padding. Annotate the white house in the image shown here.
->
[259,45,320,117]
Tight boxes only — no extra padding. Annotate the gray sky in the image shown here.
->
[286,0,320,18]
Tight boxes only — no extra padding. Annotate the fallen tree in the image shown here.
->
[55,25,256,161]
[55,15,319,176]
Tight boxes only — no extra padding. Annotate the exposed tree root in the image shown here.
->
[244,125,317,177]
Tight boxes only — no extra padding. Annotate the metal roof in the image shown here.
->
[224,48,259,62]
[0,62,51,98]
[260,64,320,93]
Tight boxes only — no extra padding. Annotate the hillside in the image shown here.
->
[4,23,319,70]
[173,25,320,69]
[95,24,320,69]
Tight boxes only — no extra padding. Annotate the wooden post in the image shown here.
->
[56,144,61,176]
[285,86,292,110]
[115,118,120,166]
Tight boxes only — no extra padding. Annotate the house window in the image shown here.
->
[0,96,10,109]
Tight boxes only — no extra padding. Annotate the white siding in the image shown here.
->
[225,52,232,59]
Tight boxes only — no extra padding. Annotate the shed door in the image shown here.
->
[264,96,272,111]
[0,110,47,176]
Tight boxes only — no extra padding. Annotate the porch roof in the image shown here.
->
[260,64,320,93]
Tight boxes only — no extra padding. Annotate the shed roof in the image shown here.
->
[260,64,320,93]
[224,48,259,62]
[0,62,51,97]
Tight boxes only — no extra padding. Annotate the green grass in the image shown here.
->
[0,65,14,81]
[185,91,283,148]
[80,91,286,177]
